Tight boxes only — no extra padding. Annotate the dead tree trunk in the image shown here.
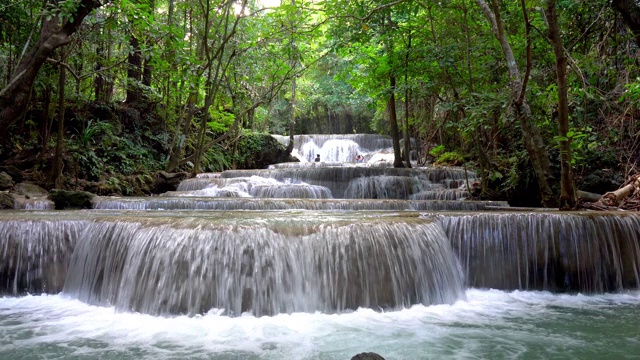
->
[0,0,102,138]
[599,175,640,207]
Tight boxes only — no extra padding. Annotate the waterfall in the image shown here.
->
[440,212,640,293]
[218,167,468,199]
[62,214,466,316]
[0,217,85,295]
[344,175,429,199]
[93,197,509,211]
[2,211,639,317]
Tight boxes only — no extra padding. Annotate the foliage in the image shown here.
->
[0,0,638,203]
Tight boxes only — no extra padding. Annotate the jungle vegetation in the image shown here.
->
[1,0,639,207]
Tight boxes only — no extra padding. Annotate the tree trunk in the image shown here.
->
[0,0,102,137]
[546,0,576,210]
[51,51,66,188]
[40,85,52,154]
[388,74,404,168]
[383,13,403,168]
[612,0,640,48]
[94,41,105,101]
[476,0,557,207]
[287,72,296,154]
[285,0,297,155]
[126,34,143,103]
[403,34,412,168]
[142,0,155,89]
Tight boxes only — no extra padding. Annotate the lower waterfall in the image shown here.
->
[61,213,465,316]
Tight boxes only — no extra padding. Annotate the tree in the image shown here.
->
[0,0,102,137]
[475,0,558,207]
[545,0,576,209]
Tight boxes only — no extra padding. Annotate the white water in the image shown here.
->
[1,289,639,359]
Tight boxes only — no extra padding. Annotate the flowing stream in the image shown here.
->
[1,134,639,359]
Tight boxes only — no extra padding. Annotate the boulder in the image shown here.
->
[0,165,22,182]
[151,171,190,194]
[13,182,48,198]
[0,172,14,190]
[0,192,15,209]
[48,189,96,210]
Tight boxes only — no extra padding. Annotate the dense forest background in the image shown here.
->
[1,0,639,207]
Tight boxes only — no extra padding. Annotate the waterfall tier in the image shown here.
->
[93,197,509,211]
[441,212,640,292]
[61,212,464,316]
[2,211,639,317]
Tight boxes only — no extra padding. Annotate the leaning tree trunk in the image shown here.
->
[0,0,102,137]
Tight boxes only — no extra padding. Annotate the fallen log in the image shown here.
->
[598,174,640,207]
[576,190,602,203]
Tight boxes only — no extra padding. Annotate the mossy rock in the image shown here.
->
[0,193,15,209]
[48,189,96,210]
[0,172,14,190]
[0,166,22,182]
[13,182,48,198]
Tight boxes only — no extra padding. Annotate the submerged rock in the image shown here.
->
[351,352,385,360]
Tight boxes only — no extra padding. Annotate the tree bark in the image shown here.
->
[476,0,557,207]
[0,0,102,137]
[545,0,576,210]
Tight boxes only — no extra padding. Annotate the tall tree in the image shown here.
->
[475,0,558,207]
[0,0,102,136]
[545,0,576,209]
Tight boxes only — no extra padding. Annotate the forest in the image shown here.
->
[1,0,639,208]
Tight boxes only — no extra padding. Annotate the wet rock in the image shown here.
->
[13,182,48,198]
[48,189,96,209]
[351,352,385,360]
[0,192,15,209]
[0,165,22,182]
[151,171,190,194]
[0,172,14,190]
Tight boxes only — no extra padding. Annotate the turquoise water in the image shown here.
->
[1,289,639,360]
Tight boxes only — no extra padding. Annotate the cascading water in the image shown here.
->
[0,216,86,295]
[440,212,640,292]
[2,134,640,360]
[62,213,465,316]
